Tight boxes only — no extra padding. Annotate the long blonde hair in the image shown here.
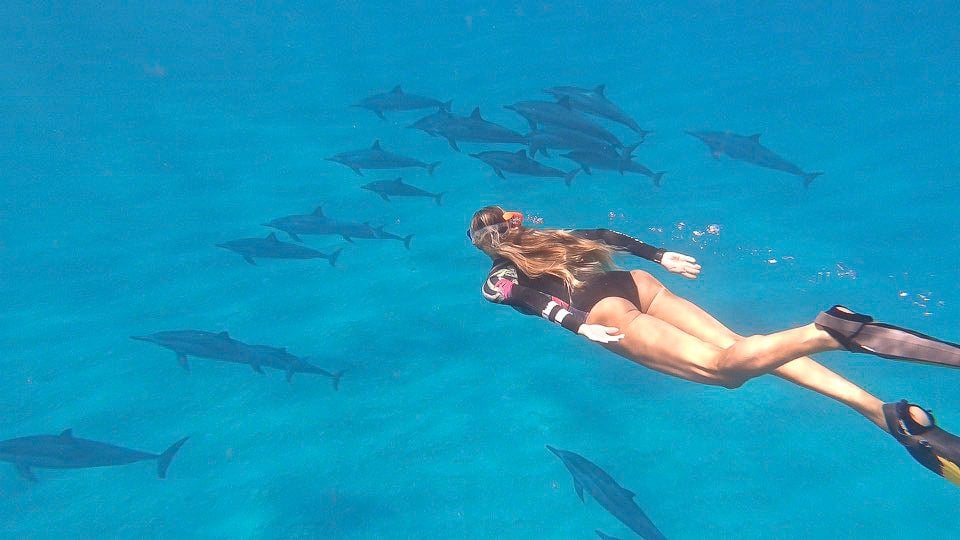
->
[469,205,618,290]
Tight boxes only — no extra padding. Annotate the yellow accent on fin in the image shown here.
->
[936,456,960,487]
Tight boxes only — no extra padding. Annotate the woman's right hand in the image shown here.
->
[578,324,625,343]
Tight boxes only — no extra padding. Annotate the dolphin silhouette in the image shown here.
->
[0,429,188,481]
[686,130,822,186]
[547,445,666,540]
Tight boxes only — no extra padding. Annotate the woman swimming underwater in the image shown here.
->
[468,205,960,486]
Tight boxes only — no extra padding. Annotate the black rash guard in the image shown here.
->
[481,228,666,335]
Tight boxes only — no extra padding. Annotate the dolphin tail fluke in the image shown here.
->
[651,171,665,187]
[427,161,441,176]
[802,171,823,187]
[403,234,414,250]
[564,168,580,186]
[330,369,347,391]
[327,248,342,267]
[434,192,445,206]
[157,436,189,479]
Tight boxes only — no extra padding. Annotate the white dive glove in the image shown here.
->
[660,251,701,279]
[577,324,625,343]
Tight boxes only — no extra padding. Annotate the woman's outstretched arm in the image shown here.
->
[571,229,701,279]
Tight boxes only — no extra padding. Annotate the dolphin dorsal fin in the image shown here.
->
[218,331,230,338]
[594,84,606,96]
[749,133,761,141]
[393,177,404,184]
[371,139,382,150]
[515,149,527,157]
[391,85,403,94]
[470,107,483,120]
[313,206,324,217]
[266,232,279,242]
[60,429,74,438]
[557,96,572,109]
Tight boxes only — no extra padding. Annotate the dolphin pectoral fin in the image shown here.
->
[286,368,295,383]
[341,235,354,243]
[574,479,585,502]
[445,137,460,152]
[16,462,37,482]
[251,364,265,374]
[375,110,385,120]
[177,353,190,372]
[378,193,390,202]
[288,232,303,243]
[494,167,505,179]
[243,255,257,265]
[59,429,74,438]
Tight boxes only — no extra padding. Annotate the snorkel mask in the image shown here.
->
[467,211,524,243]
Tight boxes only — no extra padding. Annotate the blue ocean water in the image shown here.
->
[1,1,958,537]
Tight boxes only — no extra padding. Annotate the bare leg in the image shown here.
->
[638,275,886,430]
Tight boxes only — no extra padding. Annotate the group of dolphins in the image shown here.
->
[334,84,822,190]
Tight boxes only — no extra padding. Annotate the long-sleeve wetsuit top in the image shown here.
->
[481,229,666,335]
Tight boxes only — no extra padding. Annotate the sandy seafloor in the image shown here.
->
[1,2,958,538]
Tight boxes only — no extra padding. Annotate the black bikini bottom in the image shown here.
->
[570,271,643,313]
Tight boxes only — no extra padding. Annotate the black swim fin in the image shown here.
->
[883,400,960,487]
[814,305,960,369]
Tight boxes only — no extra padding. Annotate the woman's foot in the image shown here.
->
[883,400,960,487]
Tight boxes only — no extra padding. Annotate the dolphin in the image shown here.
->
[216,233,341,266]
[130,330,248,371]
[407,103,455,136]
[243,344,346,389]
[470,149,579,186]
[505,98,623,148]
[686,130,822,186]
[326,140,440,176]
[525,126,621,159]
[431,107,527,151]
[0,429,189,481]
[361,177,444,205]
[546,445,666,540]
[263,207,413,249]
[352,85,445,119]
[562,145,664,186]
[544,84,651,138]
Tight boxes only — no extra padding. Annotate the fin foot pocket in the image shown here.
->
[883,400,960,488]
[815,305,960,368]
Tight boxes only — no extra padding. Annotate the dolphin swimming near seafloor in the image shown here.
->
[686,130,822,186]
[352,85,445,119]
[562,145,664,187]
[361,177,444,205]
[326,140,439,176]
[262,207,413,248]
[217,233,341,266]
[470,149,579,186]
[0,429,189,481]
[525,126,621,159]
[547,445,666,540]
[130,330,248,371]
[544,84,651,138]
[243,344,345,389]
[505,98,623,149]
[431,107,527,151]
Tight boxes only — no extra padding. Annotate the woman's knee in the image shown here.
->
[709,335,766,389]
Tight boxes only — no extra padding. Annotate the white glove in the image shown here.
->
[660,252,701,279]
[577,324,624,343]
